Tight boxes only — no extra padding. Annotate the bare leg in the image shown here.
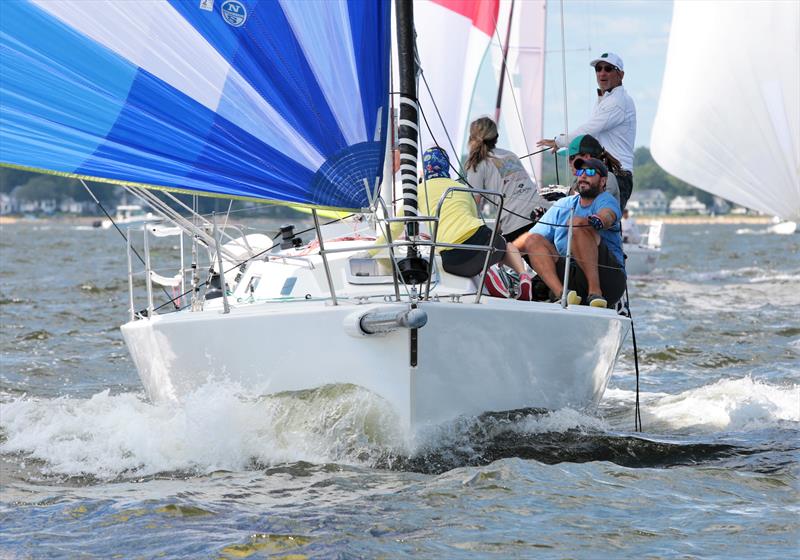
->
[522,233,562,294]
[502,242,528,275]
[569,217,602,295]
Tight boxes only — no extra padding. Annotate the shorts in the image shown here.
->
[555,239,626,306]
[440,225,505,277]
[503,222,534,244]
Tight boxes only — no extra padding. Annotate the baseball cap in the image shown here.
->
[589,52,624,71]
[568,134,604,158]
[572,157,608,177]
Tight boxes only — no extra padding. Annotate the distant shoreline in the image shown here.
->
[0,214,778,226]
[0,215,101,225]
[636,215,773,225]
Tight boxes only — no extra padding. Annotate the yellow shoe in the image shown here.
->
[588,294,607,308]
[567,290,582,306]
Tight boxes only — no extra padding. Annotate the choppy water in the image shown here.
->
[1,220,798,559]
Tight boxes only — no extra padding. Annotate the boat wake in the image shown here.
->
[1,377,796,481]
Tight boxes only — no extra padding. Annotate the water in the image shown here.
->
[1,221,798,558]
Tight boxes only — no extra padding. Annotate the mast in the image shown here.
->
[494,0,516,123]
[394,0,428,285]
[395,0,420,231]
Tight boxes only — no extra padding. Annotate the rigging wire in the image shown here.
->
[80,180,179,310]
[488,2,539,183]
[623,285,643,431]
[148,213,356,314]
[417,99,621,235]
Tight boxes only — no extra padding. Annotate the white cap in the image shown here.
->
[589,52,624,71]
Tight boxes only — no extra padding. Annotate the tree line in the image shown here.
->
[538,146,714,206]
[2,145,715,214]
[0,167,301,218]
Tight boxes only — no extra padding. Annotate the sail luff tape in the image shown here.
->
[399,138,418,150]
[398,119,418,132]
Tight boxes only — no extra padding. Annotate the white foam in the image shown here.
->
[641,376,799,432]
[514,408,608,434]
[0,382,405,479]
[735,227,769,235]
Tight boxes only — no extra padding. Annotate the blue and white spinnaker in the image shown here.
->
[0,0,390,210]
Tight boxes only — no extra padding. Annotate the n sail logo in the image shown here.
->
[221,0,247,27]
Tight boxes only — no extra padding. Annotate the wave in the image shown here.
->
[683,267,800,283]
[607,377,799,433]
[735,227,770,235]
[0,382,405,480]
[2,377,796,480]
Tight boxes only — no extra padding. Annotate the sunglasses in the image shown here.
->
[574,168,598,177]
[595,64,617,73]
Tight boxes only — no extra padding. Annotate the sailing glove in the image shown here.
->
[530,206,547,224]
[588,214,604,230]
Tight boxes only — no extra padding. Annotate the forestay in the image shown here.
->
[0,0,390,210]
[650,0,800,221]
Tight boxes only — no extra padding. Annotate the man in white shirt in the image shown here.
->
[621,208,642,244]
[538,52,637,209]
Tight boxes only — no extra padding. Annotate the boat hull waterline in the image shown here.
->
[121,299,630,436]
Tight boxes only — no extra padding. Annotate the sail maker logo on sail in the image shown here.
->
[221,0,247,27]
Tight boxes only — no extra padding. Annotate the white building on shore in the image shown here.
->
[669,195,708,215]
[627,189,668,215]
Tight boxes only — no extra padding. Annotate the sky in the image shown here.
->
[541,0,674,148]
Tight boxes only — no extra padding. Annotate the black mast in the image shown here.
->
[394,0,428,285]
[494,0,515,123]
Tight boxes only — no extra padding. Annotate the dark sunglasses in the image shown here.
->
[574,168,598,177]
[595,64,617,73]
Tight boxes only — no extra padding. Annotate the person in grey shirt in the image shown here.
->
[464,116,548,245]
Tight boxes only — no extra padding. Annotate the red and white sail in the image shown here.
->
[412,0,546,181]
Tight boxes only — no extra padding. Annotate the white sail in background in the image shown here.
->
[651,0,800,221]
[413,0,498,160]
[493,0,547,183]
[412,0,546,181]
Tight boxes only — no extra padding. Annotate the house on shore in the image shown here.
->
[669,195,708,215]
[627,189,668,215]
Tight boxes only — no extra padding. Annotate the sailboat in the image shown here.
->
[1,0,630,438]
[623,220,663,277]
[651,0,799,234]
[99,204,157,230]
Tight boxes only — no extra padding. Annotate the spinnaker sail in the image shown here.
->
[0,0,390,210]
[651,0,800,221]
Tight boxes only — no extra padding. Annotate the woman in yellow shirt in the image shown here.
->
[421,147,532,299]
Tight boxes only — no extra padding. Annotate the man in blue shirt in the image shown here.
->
[520,158,626,308]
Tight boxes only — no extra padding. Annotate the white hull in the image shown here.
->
[767,220,797,235]
[624,220,663,276]
[122,298,629,433]
[624,244,660,276]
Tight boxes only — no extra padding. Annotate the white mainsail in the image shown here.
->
[651,0,800,221]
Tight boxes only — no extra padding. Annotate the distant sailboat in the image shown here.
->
[651,0,800,234]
